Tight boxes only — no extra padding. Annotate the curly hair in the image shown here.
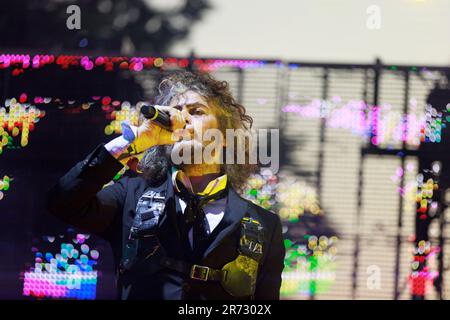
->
[138,70,258,191]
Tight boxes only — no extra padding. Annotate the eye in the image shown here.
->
[190,108,205,115]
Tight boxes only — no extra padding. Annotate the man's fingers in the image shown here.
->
[154,105,185,131]
[172,112,185,131]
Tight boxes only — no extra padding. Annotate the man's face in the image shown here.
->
[170,90,223,164]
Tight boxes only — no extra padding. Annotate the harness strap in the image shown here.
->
[158,215,265,287]
[159,257,227,282]
[122,184,266,300]
[239,216,264,262]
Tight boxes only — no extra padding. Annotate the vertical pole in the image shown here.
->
[352,58,382,299]
[317,68,328,203]
[394,70,409,299]
[437,185,445,299]
[310,68,328,299]
[236,67,244,105]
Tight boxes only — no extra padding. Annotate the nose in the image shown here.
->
[181,109,191,125]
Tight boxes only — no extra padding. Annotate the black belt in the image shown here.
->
[160,257,227,282]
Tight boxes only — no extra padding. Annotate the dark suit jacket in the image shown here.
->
[46,144,285,300]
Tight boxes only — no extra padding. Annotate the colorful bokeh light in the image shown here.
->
[1,98,44,153]
[283,98,449,148]
[23,233,99,300]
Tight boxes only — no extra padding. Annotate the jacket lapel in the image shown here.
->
[202,188,248,259]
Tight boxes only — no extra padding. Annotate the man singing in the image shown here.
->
[46,71,285,300]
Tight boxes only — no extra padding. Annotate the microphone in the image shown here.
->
[140,104,171,131]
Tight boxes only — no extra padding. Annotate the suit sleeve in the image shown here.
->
[46,143,127,236]
[254,214,285,300]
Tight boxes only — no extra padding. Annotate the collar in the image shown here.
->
[171,168,228,197]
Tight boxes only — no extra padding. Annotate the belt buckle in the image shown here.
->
[190,265,210,281]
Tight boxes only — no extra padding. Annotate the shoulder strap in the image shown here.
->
[239,213,265,263]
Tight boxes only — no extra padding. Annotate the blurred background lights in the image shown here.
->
[431,161,441,174]
[23,233,100,300]
[283,97,449,148]
[0,176,11,201]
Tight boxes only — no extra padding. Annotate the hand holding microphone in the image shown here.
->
[106,104,186,162]
[121,104,186,154]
